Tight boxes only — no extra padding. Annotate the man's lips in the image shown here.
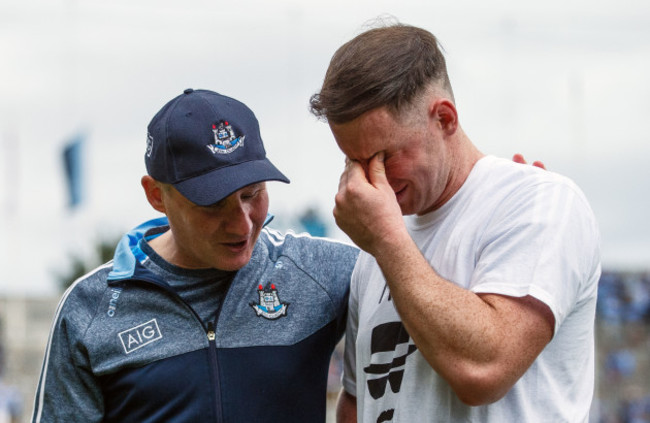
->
[223,239,248,251]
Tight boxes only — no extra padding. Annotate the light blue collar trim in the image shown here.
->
[107,216,169,280]
[107,213,274,281]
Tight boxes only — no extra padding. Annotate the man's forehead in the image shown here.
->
[331,112,397,161]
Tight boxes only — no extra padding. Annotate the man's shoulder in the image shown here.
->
[256,227,359,283]
[259,227,359,256]
[57,262,114,319]
[471,155,585,201]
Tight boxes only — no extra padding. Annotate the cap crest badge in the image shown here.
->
[207,121,245,154]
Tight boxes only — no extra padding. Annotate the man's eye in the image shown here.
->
[202,202,224,212]
[241,189,259,199]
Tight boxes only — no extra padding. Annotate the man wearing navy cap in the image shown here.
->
[31,89,359,423]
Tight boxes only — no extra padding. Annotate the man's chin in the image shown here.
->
[213,252,253,272]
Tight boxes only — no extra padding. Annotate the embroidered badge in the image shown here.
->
[118,318,163,354]
[250,283,289,320]
[146,132,154,157]
[207,121,245,154]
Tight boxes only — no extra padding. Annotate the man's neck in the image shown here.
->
[420,129,484,215]
[147,230,182,267]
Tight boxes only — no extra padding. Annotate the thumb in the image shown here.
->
[367,151,389,187]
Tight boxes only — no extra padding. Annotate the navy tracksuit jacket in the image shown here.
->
[32,217,358,422]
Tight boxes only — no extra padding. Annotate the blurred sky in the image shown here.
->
[1,0,649,296]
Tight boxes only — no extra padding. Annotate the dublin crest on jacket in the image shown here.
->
[250,283,289,320]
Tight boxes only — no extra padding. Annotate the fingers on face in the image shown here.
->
[367,152,387,182]
[338,158,355,192]
[338,158,352,190]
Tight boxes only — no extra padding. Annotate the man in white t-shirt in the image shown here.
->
[309,22,601,422]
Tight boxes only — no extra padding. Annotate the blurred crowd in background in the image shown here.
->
[594,270,650,423]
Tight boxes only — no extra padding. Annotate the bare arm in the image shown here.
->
[333,153,554,405]
[336,389,357,423]
[373,232,553,404]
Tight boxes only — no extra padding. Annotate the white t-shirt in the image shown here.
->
[342,155,601,423]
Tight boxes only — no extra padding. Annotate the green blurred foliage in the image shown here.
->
[56,234,122,292]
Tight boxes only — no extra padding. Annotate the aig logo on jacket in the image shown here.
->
[118,319,163,354]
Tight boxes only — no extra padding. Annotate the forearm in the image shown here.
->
[376,236,496,365]
[373,232,549,404]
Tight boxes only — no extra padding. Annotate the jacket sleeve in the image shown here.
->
[319,240,359,339]
[32,278,106,423]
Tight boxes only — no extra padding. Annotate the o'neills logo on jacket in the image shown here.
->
[107,288,123,317]
[250,283,289,320]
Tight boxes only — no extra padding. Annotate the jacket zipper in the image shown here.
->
[114,277,230,422]
[207,321,223,422]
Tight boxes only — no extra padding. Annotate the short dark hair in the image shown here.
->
[309,22,454,124]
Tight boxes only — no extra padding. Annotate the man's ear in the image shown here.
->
[430,98,458,135]
[141,175,166,214]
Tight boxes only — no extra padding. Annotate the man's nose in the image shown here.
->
[226,203,253,235]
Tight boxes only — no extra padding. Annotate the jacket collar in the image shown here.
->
[107,214,275,282]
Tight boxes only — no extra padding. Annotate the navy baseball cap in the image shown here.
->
[145,89,290,206]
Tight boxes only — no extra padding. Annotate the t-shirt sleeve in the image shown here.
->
[470,178,601,334]
[341,261,361,397]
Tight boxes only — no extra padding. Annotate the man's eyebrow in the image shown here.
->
[202,197,226,209]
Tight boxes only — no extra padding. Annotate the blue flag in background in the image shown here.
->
[63,134,84,208]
